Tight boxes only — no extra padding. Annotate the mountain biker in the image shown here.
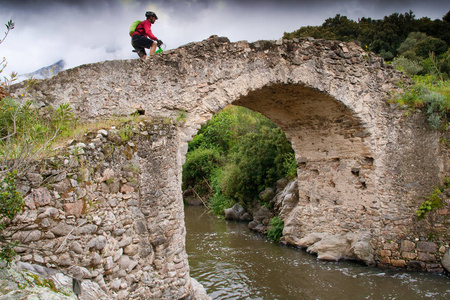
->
[131,11,163,60]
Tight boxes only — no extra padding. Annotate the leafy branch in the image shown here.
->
[0,19,14,46]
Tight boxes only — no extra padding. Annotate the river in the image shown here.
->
[184,205,450,300]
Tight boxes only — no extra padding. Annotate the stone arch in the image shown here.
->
[9,36,447,297]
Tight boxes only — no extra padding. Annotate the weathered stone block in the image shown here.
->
[32,187,51,207]
[400,240,415,252]
[417,242,436,253]
[124,244,139,256]
[406,261,425,270]
[63,200,84,217]
[383,242,398,251]
[22,230,42,243]
[401,251,417,260]
[50,222,74,237]
[391,259,406,267]
[88,236,107,251]
[417,252,436,262]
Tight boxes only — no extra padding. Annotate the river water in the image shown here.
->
[184,205,450,300]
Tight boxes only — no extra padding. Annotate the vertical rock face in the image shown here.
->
[5,35,449,298]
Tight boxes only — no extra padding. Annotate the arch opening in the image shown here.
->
[230,83,377,238]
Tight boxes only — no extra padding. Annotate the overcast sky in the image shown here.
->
[0,0,449,76]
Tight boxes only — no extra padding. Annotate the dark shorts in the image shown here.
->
[131,35,154,57]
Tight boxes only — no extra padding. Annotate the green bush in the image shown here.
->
[0,170,24,264]
[267,216,284,243]
[392,56,423,75]
[414,36,448,59]
[209,193,235,216]
[183,105,296,214]
[398,32,427,54]
[220,126,295,205]
[182,147,224,194]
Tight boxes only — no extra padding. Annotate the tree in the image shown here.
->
[443,10,450,23]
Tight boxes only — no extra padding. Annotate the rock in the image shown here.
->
[417,241,436,253]
[297,233,324,248]
[100,168,115,182]
[441,249,450,273]
[119,236,133,248]
[32,187,52,207]
[63,200,84,217]
[124,244,139,256]
[276,178,289,191]
[23,194,36,210]
[224,207,240,221]
[118,255,132,270]
[351,232,375,266]
[400,240,416,252]
[81,278,109,298]
[391,259,407,268]
[417,252,436,262]
[407,261,426,271]
[98,129,108,136]
[87,236,107,251]
[307,234,352,261]
[114,248,124,262]
[22,230,42,243]
[1,262,76,299]
[52,178,71,194]
[190,277,210,300]
[104,257,114,270]
[259,187,275,202]
[37,207,59,219]
[121,184,135,193]
[110,279,122,291]
[58,253,72,266]
[69,266,92,280]
[252,205,273,223]
[77,224,98,235]
[50,222,74,237]
[241,212,253,221]
[70,241,84,254]
[118,290,130,300]
[248,220,258,230]
[27,172,43,187]
[90,252,102,266]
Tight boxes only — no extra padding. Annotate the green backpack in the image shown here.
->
[129,20,142,36]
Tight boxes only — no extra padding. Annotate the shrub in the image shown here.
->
[392,56,423,75]
[416,177,449,220]
[182,147,224,194]
[0,170,24,264]
[209,193,235,216]
[267,216,284,243]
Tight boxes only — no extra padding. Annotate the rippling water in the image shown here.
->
[185,205,450,300]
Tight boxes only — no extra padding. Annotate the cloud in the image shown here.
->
[0,0,448,76]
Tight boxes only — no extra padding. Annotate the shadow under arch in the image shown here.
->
[233,83,372,160]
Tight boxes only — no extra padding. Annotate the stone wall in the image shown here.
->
[6,118,200,299]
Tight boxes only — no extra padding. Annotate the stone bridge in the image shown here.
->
[10,36,448,298]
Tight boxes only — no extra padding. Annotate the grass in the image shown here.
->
[0,96,148,175]
[390,75,450,130]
